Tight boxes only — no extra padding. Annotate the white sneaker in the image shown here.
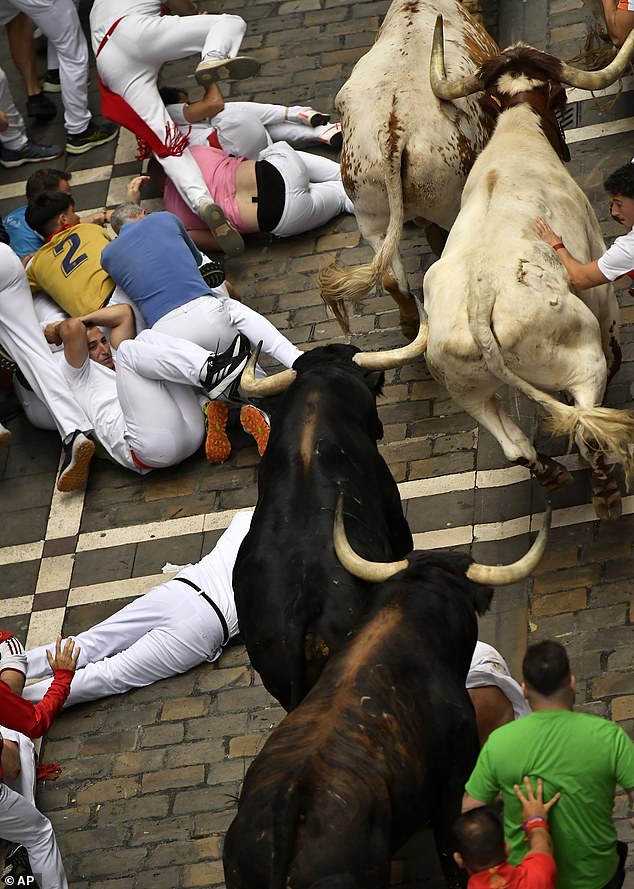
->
[317,122,343,150]
[286,105,330,127]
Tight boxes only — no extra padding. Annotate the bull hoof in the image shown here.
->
[592,490,622,521]
[535,457,573,492]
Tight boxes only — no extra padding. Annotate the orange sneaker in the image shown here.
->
[203,400,231,464]
[240,405,270,457]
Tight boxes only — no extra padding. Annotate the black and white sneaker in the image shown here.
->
[201,334,251,400]
[57,431,95,493]
[199,255,225,289]
[4,843,34,882]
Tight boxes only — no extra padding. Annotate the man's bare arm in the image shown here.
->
[535,217,611,290]
[182,83,225,123]
[601,0,634,47]
[462,793,487,813]
[79,304,136,347]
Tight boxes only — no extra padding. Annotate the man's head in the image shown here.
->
[158,85,189,105]
[26,168,72,204]
[110,202,146,235]
[453,807,507,874]
[522,640,574,707]
[85,323,115,370]
[604,162,634,229]
[24,191,80,238]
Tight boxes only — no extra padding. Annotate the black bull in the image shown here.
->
[224,549,493,889]
[232,344,413,712]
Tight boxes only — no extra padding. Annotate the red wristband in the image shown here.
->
[552,242,565,251]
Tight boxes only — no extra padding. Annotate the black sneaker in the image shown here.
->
[201,334,251,400]
[26,90,57,120]
[199,256,225,289]
[0,139,63,168]
[66,119,118,155]
[57,431,95,493]
[43,68,61,92]
[4,843,34,882]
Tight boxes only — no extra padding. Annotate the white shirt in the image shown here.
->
[597,227,634,281]
[467,641,531,720]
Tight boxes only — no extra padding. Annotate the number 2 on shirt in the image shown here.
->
[53,232,88,277]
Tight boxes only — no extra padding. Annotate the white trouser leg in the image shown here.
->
[0,65,27,149]
[13,377,57,431]
[2,731,37,804]
[46,0,80,69]
[259,142,352,237]
[114,331,205,466]
[0,246,90,440]
[213,102,283,157]
[97,14,246,211]
[13,0,90,134]
[267,121,328,147]
[0,784,68,889]
[152,294,301,368]
[24,584,218,706]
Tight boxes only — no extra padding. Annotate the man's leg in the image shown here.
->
[0,783,68,889]
[0,246,91,443]
[0,64,28,151]
[24,584,216,706]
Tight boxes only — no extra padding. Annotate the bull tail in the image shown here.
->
[319,125,407,333]
[467,281,634,486]
[270,777,304,889]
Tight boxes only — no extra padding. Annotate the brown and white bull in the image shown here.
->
[424,20,634,519]
[319,0,498,338]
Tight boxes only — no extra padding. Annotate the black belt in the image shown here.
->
[174,577,229,646]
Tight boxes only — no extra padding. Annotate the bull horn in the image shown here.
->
[558,27,634,90]
[333,495,409,582]
[352,298,428,370]
[466,504,552,586]
[239,341,297,398]
[430,15,484,101]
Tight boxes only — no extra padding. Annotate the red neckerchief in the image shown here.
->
[45,223,74,244]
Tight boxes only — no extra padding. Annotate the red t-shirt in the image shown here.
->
[468,854,557,889]
[0,670,73,781]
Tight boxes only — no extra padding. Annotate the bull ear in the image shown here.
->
[364,369,385,397]
[473,584,493,616]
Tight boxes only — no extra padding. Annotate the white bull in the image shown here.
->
[424,20,634,519]
[319,0,498,339]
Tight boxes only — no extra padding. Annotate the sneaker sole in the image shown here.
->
[240,406,270,457]
[322,131,343,150]
[195,56,261,87]
[42,82,62,93]
[56,438,95,492]
[199,204,244,256]
[65,129,118,155]
[204,401,231,464]
[0,150,63,168]
[307,112,330,127]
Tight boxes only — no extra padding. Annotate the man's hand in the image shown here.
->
[535,217,562,249]
[0,111,8,132]
[46,636,81,673]
[514,776,560,824]
[44,321,63,346]
[126,175,150,204]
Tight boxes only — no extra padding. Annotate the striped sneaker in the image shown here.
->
[203,401,232,464]
[240,405,270,457]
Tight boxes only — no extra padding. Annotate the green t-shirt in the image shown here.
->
[465,710,634,889]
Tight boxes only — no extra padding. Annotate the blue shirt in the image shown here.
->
[100,211,208,328]
[4,206,44,259]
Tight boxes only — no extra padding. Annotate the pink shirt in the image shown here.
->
[163,145,251,233]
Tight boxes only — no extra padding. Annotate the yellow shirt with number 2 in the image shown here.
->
[27,224,115,317]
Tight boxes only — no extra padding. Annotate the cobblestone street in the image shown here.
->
[0,0,632,886]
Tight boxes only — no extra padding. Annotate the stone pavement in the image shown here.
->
[0,0,632,886]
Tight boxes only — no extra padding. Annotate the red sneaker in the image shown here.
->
[203,401,231,464]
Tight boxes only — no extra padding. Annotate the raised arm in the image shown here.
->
[535,217,611,290]
[182,83,225,123]
[601,0,634,47]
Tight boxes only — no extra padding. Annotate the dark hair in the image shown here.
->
[522,640,570,696]
[159,86,187,106]
[25,192,74,237]
[26,168,71,203]
[453,808,506,871]
[604,163,634,199]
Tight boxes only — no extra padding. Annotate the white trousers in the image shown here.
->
[212,103,336,159]
[0,65,27,150]
[0,245,90,441]
[95,12,246,211]
[0,783,68,889]
[259,141,354,237]
[152,288,302,369]
[8,0,90,133]
[24,512,251,706]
